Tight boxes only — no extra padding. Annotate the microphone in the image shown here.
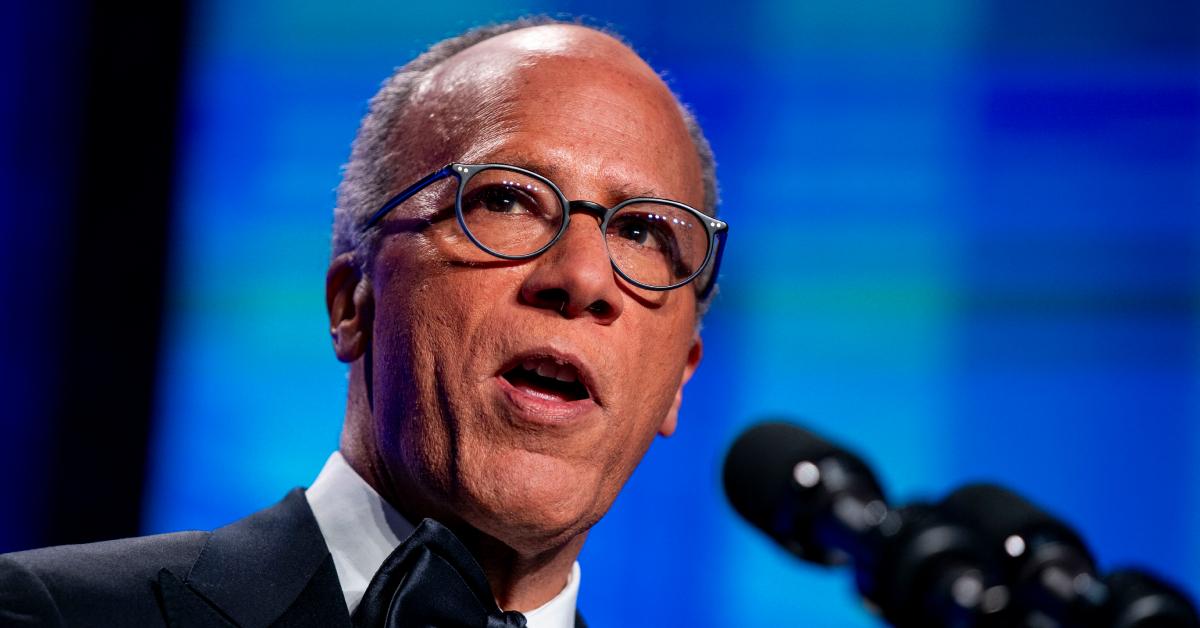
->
[1103,569,1200,628]
[723,421,1010,627]
[722,421,887,566]
[724,421,1199,627]
[939,484,1200,628]
[938,484,1099,626]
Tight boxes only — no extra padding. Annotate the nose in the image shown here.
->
[518,212,624,323]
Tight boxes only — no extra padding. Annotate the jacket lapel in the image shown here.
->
[156,489,351,628]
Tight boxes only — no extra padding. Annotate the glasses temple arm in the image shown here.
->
[362,166,455,230]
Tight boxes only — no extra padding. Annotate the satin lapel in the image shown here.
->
[575,610,588,628]
[158,488,351,628]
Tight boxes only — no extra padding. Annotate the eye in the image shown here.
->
[606,208,697,283]
[463,184,536,215]
[611,214,669,251]
[617,219,650,245]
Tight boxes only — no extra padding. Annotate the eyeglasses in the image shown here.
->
[362,163,728,299]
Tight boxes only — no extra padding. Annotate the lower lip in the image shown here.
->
[494,375,599,425]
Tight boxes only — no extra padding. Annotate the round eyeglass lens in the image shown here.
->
[458,167,565,257]
[605,201,709,288]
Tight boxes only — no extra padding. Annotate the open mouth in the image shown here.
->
[501,357,591,402]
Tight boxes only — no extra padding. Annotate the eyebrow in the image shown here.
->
[480,153,668,203]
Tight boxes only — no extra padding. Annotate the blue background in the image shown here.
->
[6,1,1198,626]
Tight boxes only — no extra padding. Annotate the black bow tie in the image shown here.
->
[352,518,528,628]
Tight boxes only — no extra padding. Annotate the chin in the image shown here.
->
[459,447,610,553]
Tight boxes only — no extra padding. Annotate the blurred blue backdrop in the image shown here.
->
[4,1,1198,626]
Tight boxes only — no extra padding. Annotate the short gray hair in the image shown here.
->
[332,16,719,295]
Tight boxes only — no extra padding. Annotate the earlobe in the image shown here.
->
[326,253,374,363]
[659,335,703,437]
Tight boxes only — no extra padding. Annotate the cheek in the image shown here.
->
[374,240,507,369]
[600,311,694,459]
[370,246,526,438]
[614,308,694,402]
[369,246,487,479]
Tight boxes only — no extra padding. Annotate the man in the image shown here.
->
[0,17,725,627]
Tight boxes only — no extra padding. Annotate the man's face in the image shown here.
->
[356,26,704,552]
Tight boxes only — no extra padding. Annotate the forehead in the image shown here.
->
[409,25,704,207]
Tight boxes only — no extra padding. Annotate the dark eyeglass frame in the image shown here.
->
[361,162,728,299]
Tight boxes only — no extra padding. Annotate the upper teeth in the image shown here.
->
[522,358,578,383]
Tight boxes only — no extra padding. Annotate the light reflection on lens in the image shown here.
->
[605,201,707,289]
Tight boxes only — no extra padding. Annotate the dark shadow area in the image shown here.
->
[0,3,189,550]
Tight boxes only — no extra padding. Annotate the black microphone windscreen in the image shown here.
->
[723,420,884,563]
[939,483,1094,569]
[1104,569,1200,628]
[723,422,840,532]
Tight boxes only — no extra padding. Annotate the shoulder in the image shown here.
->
[1,488,346,628]
[0,531,209,627]
[3,530,210,579]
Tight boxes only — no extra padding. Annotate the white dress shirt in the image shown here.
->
[305,452,581,628]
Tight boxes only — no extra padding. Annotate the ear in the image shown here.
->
[659,334,703,437]
[326,253,374,363]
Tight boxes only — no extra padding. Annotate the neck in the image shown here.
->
[339,367,583,612]
[344,440,584,611]
[462,526,584,612]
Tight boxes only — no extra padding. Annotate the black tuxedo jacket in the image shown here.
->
[0,489,587,628]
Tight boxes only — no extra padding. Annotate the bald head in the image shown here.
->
[333,19,718,277]
[408,25,703,207]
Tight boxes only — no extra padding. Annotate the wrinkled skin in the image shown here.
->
[327,24,705,610]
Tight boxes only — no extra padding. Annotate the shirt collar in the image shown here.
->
[305,452,580,627]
